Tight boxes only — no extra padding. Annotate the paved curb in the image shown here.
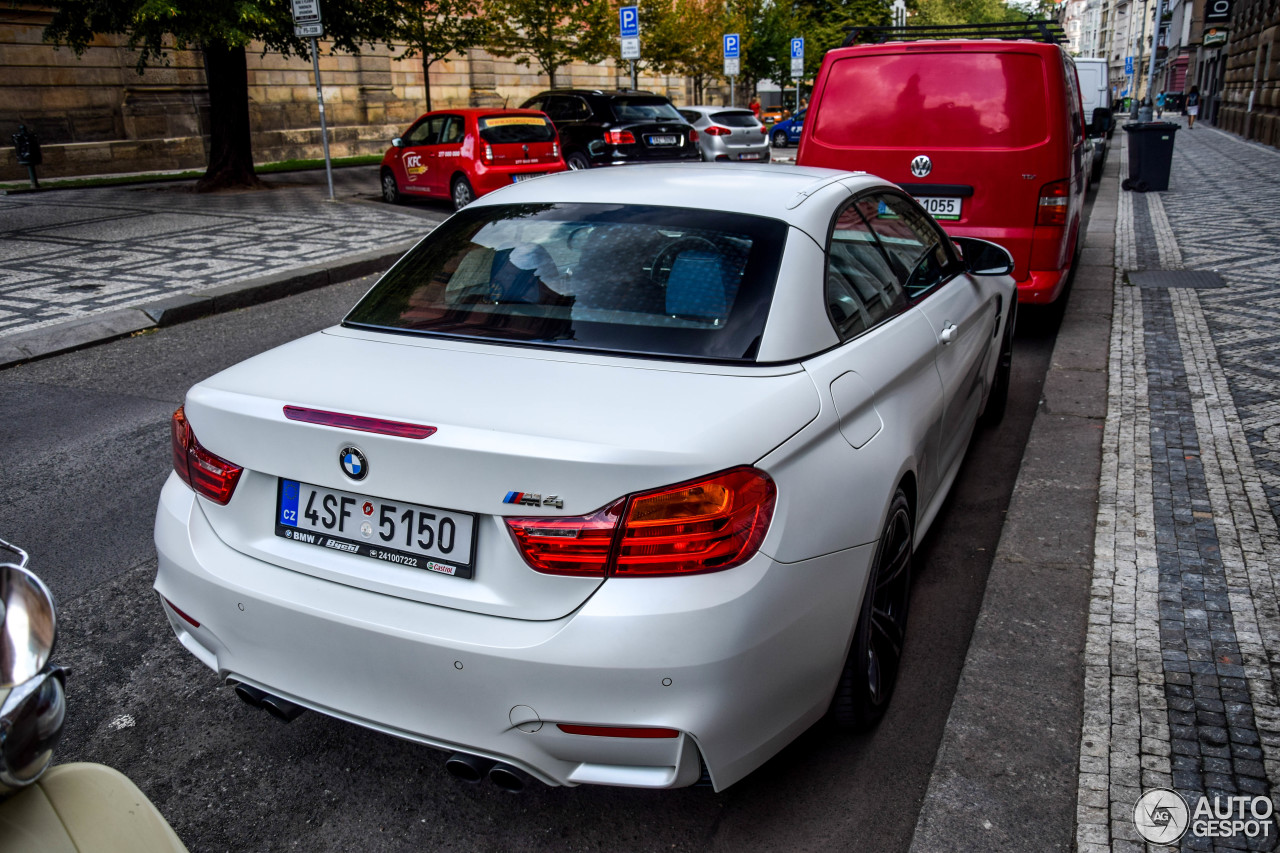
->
[0,239,418,370]
[908,161,1119,851]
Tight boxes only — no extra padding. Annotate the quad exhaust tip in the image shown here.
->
[444,752,527,792]
[231,682,306,723]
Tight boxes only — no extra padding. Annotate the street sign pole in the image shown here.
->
[619,7,640,91]
[293,0,333,201]
[310,38,334,202]
[724,34,740,108]
[791,37,804,114]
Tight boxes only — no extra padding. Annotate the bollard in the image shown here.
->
[11,125,42,190]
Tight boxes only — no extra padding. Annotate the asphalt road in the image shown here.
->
[0,259,1065,852]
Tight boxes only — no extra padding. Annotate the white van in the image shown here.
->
[1074,57,1111,181]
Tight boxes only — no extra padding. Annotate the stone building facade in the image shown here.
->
[1215,0,1280,147]
[0,5,693,181]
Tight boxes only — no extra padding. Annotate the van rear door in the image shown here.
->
[799,46,1062,282]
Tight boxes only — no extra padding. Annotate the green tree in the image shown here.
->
[43,0,393,191]
[485,0,614,89]
[389,0,493,111]
[645,0,725,102]
[909,0,1029,26]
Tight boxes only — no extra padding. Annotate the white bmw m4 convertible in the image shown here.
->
[154,164,1016,792]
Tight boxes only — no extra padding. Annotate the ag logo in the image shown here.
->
[910,154,933,178]
[1133,788,1190,844]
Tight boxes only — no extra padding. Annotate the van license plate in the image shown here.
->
[275,479,475,578]
[914,196,962,220]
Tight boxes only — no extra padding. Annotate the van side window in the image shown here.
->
[825,196,908,339]
[862,193,953,300]
[1065,57,1085,143]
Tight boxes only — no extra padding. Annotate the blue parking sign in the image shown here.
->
[620,6,639,38]
[1125,56,1134,74]
[724,33,739,58]
[791,37,804,60]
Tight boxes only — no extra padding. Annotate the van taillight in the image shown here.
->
[604,129,636,145]
[506,467,776,578]
[171,406,243,505]
[1036,179,1070,226]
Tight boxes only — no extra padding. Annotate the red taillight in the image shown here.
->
[557,724,679,738]
[170,406,243,505]
[283,405,437,439]
[1036,179,1070,226]
[553,141,559,157]
[760,126,768,135]
[704,126,730,136]
[506,467,775,578]
[604,129,636,145]
[482,143,494,163]
[689,129,698,142]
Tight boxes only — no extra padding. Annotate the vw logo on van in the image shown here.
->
[910,155,933,178]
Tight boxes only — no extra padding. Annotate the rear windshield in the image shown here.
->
[610,99,685,123]
[710,110,759,128]
[813,52,1050,148]
[344,203,787,362]
[478,115,556,144]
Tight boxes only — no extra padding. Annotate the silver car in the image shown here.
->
[678,106,771,163]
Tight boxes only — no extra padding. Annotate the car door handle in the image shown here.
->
[939,323,959,344]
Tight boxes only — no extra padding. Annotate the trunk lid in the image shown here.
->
[184,328,819,621]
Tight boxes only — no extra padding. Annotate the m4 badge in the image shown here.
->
[503,491,565,509]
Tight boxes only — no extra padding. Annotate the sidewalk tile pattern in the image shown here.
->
[1079,127,1280,851]
[0,167,443,338]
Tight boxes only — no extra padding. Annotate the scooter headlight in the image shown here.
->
[0,666,66,788]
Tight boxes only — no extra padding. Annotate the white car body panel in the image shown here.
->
[155,164,1016,791]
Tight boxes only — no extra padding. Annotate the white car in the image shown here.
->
[154,164,1017,792]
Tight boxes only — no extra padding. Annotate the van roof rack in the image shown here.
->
[844,20,1066,47]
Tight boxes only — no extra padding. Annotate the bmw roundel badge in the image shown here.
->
[340,446,368,481]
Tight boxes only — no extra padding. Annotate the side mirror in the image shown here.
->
[0,542,56,688]
[391,137,404,148]
[952,237,1015,277]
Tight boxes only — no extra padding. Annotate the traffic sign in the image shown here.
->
[296,22,323,36]
[293,0,323,38]
[724,57,740,77]
[1125,56,1134,74]
[619,6,639,38]
[791,37,804,76]
[724,33,740,59]
[621,37,640,60]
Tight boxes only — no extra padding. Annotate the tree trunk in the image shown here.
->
[422,52,433,112]
[197,42,264,192]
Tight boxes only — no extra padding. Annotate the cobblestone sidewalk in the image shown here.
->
[1079,124,1280,851]
[0,166,444,338]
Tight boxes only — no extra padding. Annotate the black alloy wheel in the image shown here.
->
[831,490,913,729]
[451,176,475,211]
[381,169,401,204]
[980,294,1017,427]
[566,151,591,171]
[771,129,788,148]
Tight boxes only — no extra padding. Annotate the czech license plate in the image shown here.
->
[511,172,545,183]
[275,479,476,578]
[913,196,962,220]
[738,152,762,160]
[647,135,678,146]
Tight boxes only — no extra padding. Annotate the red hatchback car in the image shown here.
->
[798,31,1087,305]
[381,109,567,210]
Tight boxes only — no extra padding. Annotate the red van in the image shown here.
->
[381,109,567,210]
[797,27,1087,304]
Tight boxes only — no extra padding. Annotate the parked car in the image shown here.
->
[155,163,1016,793]
[769,108,806,148]
[678,106,771,162]
[1074,56,1111,182]
[380,108,566,210]
[759,106,789,125]
[797,25,1088,304]
[519,89,700,170]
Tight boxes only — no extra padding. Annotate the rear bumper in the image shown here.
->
[470,164,566,197]
[1018,267,1071,304]
[154,476,871,791]
[941,223,1073,305]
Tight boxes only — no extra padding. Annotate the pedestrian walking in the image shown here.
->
[1186,86,1200,128]
[1155,91,1165,118]
[748,95,761,118]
